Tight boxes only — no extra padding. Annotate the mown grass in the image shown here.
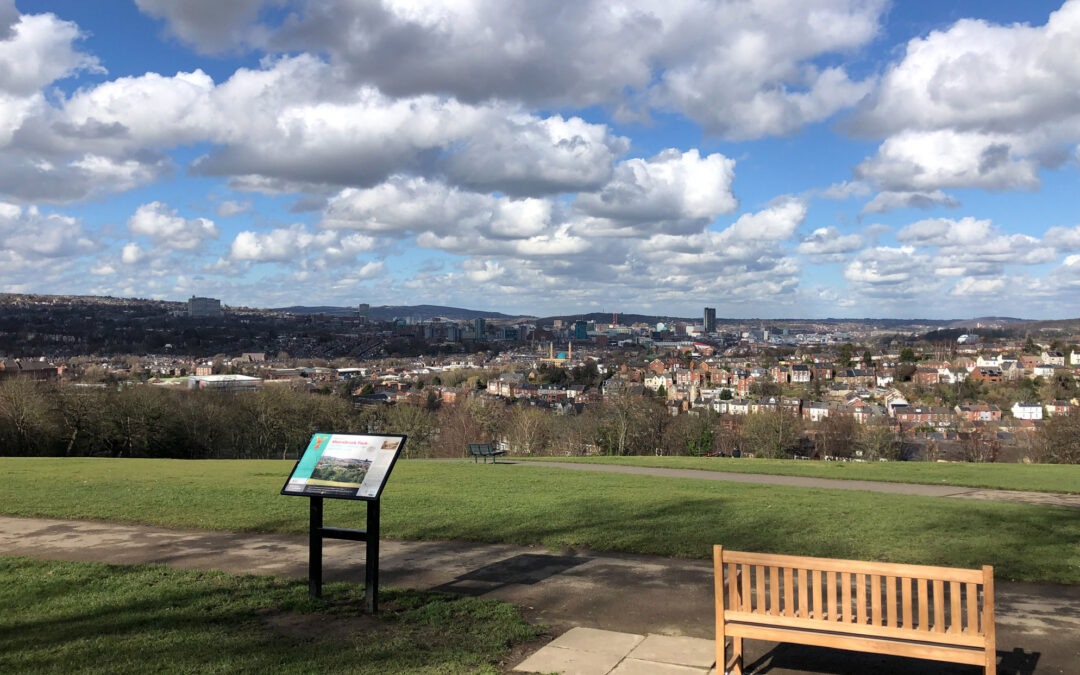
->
[0,556,541,674]
[521,455,1080,494]
[1,458,1078,584]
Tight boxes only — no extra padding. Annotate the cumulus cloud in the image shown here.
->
[860,189,960,215]
[797,226,864,262]
[215,199,251,217]
[896,217,1057,272]
[0,202,97,260]
[851,1,1080,192]
[136,0,885,141]
[1045,225,1080,251]
[128,201,219,250]
[574,149,737,224]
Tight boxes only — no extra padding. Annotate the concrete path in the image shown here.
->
[2,515,1078,674]
[507,461,1080,510]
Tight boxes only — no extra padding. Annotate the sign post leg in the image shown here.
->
[365,499,380,614]
[309,496,323,597]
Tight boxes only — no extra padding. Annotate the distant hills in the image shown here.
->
[273,304,533,321]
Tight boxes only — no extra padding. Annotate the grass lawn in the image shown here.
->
[0,556,541,674]
[1,458,1078,584]
[520,456,1080,494]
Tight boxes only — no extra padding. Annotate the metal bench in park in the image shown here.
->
[467,443,506,464]
[713,546,996,674]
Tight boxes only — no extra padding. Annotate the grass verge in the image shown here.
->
[0,556,541,674]
[1,458,1078,584]
[520,456,1080,494]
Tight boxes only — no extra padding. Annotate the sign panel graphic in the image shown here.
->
[282,433,406,500]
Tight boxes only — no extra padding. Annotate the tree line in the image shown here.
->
[1,379,1077,463]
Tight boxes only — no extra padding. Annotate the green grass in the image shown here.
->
[0,556,541,674]
[1,458,1079,584]
[520,456,1080,494]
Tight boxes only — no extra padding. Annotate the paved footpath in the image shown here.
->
[2,515,1078,674]
[505,461,1080,510]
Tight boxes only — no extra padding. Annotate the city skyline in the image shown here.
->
[2,1,1080,319]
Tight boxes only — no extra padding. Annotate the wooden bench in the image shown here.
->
[713,546,995,674]
[467,443,506,464]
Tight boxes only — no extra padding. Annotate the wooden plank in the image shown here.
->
[714,546,726,675]
[984,566,996,674]
[902,577,913,630]
[950,581,962,634]
[841,572,852,624]
[965,582,978,635]
[769,566,780,616]
[813,570,824,620]
[857,574,867,625]
[728,562,738,617]
[756,565,766,614]
[723,622,985,666]
[886,576,898,628]
[784,568,794,617]
[918,578,929,632]
[934,580,946,633]
[798,569,809,618]
[722,551,984,584]
[827,571,838,622]
[723,611,987,648]
[742,562,752,612]
[871,574,882,626]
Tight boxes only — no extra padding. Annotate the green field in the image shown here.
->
[521,456,1080,494]
[0,557,540,674]
[2,458,1078,584]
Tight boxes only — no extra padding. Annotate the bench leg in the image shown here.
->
[730,637,743,675]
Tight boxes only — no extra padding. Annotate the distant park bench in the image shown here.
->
[713,546,995,675]
[467,443,506,464]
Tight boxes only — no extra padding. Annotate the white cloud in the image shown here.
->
[1045,225,1080,251]
[0,202,97,260]
[860,190,960,215]
[120,242,145,264]
[796,226,864,261]
[896,217,1057,270]
[950,276,1005,296]
[574,148,737,224]
[215,199,251,217]
[230,224,336,262]
[127,201,219,250]
[140,0,885,141]
[851,2,1080,192]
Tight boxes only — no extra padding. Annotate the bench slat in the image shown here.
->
[918,578,929,631]
[886,576,898,628]
[965,582,978,635]
[798,569,809,618]
[950,581,962,634]
[827,571,837,622]
[741,563,752,611]
[724,622,986,666]
[841,572,851,624]
[934,580,946,633]
[769,565,780,616]
[723,611,989,649]
[727,562,738,614]
[784,568,794,617]
[871,574,882,627]
[857,574,867,625]
[723,551,984,584]
[902,577,913,630]
[756,566,766,613]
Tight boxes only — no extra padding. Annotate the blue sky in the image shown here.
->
[2,0,1080,319]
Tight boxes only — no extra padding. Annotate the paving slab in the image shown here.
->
[513,645,625,675]
[626,634,716,668]
[546,627,645,656]
[609,657,711,675]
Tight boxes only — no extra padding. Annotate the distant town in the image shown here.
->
[1,292,1078,464]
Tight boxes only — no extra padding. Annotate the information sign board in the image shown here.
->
[281,433,406,501]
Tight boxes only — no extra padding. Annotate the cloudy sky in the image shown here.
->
[3,0,1080,318]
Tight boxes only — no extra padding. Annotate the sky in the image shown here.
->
[2,1,1080,319]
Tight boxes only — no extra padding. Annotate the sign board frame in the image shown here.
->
[281,432,406,501]
[280,432,407,612]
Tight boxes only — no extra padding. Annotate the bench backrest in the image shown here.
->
[714,546,994,649]
[468,443,493,454]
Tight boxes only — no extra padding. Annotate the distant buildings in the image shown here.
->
[704,307,716,333]
[187,374,260,391]
[187,296,223,318]
[574,320,589,340]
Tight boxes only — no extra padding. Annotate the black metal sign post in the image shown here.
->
[307,495,382,613]
[282,432,406,615]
